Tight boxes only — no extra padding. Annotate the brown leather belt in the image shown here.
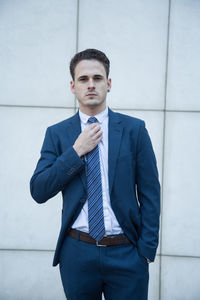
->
[67,229,132,246]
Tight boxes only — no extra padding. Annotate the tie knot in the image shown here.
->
[88,117,98,124]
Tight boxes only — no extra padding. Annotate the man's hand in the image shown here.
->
[73,123,102,157]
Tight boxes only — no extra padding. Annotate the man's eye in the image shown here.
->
[94,77,102,80]
[79,78,87,81]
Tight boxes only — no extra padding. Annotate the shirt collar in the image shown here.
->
[79,106,108,125]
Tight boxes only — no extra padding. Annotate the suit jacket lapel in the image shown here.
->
[67,111,87,191]
[67,111,81,143]
[108,109,123,195]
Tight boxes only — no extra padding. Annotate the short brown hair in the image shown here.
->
[70,48,110,80]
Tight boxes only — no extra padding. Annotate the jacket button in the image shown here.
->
[67,166,76,175]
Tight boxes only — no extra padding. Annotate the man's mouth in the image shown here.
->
[86,93,97,96]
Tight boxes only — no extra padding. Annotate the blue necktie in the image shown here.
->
[87,117,105,242]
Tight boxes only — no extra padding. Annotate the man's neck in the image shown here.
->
[79,105,106,116]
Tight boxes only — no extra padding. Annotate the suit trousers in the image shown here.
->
[59,233,149,300]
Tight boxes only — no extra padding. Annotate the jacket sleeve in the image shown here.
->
[30,127,85,204]
[136,121,160,262]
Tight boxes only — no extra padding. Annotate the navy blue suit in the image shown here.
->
[30,108,160,299]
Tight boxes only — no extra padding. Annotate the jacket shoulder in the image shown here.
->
[112,111,145,128]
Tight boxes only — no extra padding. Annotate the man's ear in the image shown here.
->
[107,78,112,91]
[70,81,75,94]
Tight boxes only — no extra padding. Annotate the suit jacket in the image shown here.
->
[30,108,160,266]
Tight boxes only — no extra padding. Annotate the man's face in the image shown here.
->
[70,59,111,114]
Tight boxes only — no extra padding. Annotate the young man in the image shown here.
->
[30,49,160,300]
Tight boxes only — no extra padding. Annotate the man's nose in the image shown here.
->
[88,79,95,89]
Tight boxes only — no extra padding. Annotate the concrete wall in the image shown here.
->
[0,1,200,299]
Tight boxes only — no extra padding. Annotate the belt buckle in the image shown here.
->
[96,241,107,247]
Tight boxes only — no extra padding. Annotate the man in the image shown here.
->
[30,49,160,300]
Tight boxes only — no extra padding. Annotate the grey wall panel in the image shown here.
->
[0,107,74,249]
[162,112,200,256]
[78,0,168,110]
[0,250,65,300]
[0,0,77,107]
[161,256,200,300]
[167,0,200,110]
